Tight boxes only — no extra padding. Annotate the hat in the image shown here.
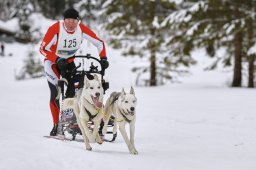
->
[63,8,80,20]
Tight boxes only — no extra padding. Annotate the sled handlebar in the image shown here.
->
[74,54,106,76]
[61,54,106,77]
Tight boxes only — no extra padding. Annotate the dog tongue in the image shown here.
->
[92,96,103,108]
[95,101,103,108]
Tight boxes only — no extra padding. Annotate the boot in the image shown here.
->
[50,124,58,136]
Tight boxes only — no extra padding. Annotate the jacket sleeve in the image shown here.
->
[39,22,59,62]
[79,23,107,58]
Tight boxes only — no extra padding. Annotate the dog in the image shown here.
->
[102,87,138,154]
[62,74,104,150]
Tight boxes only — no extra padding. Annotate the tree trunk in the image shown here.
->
[248,55,255,88]
[149,51,157,86]
[247,16,254,88]
[149,1,157,86]
[231,31,243,87]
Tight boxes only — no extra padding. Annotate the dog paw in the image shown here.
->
[133,149,138,155]
[130,149,138,155]
[86,146,92,151]
[96,138,103,144]
[129,147,138,155]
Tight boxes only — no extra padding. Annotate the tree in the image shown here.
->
[15,0,34,43]
[102,0,184,86]
[15,46,44,80]
[164,0,256,87]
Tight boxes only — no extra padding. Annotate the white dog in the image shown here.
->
[62,74,104,150]
[102,87,138,154]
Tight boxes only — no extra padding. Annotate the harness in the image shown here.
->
[119,109,132,123]
[84,107,98,121]
[110,95,132,123]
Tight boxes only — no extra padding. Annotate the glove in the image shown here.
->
[101,57,109,69]
[56,57,67,70]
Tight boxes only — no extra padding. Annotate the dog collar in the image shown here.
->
[119,109,132,123]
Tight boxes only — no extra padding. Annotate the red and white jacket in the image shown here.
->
[40,20,106,63]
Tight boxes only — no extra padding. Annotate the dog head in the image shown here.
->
[82,74,104,108]
[118,86,137,117]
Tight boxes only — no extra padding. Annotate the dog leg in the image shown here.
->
[72,102,92,150]
[119,122,137,154]
[79,107,95,142]
[79,117,95,143]
[112,116,118,135]
[93,115,104,144]
[129,121,138,154]
[84,135,92,151]
[95,132,103,144]
[77,118,92,150]
[101,114,111,136]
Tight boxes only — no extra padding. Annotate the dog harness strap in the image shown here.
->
[85,107,97,121]
[119,109,131,123]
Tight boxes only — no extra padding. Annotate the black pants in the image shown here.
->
[59,62,76,98]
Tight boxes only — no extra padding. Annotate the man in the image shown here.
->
[39,8,109,136]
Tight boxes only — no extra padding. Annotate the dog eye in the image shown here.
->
[133,100,136,103]
[98,86,100,89]
[90,87,94,89]
[125,101,128,103]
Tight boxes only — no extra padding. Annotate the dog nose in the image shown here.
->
[95,92,100,97]
[130,107,135,111]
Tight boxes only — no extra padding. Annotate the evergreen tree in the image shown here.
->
[0,0,17,20]
[36,0,79,19]
[15,46,44,80]
[15,0,34,43]
[102,0,178,86]
[165,0,256,87]
[75,0,100,26]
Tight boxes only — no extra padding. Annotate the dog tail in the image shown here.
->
[62,98,75,110]
[104,92,121,116]
[102,92,121,135]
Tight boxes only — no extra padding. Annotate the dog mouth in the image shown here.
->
[91,95,103,108]
[127,109,135,116]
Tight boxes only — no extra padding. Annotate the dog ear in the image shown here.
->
[94,74,99,82]
[121,88,126,101]
[84,75,90,88]
[130,86,135,94]
[121,88,126,95]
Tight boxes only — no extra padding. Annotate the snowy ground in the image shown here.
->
[0,43,256,170]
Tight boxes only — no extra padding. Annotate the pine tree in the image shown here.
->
[165,0,256,87]
[15,0,34,43]
[102,0,178,86]
[15,47,44,80]
[0,0,17,20]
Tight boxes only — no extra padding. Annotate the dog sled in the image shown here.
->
[44,54,116,142]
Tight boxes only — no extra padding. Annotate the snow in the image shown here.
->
[248,42,256,55]
[186,22,200,36]
[0,23,256,170]
[0,18,19,33]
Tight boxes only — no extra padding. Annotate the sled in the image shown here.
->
[55,54,116,142]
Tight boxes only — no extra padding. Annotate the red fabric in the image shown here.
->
[51,63,60,78]
[40,22,59,62]
[50,101,59,124]
[51,63,60,124]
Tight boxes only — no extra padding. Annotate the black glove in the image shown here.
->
[56,57,67,70]
[101,57,109,69]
